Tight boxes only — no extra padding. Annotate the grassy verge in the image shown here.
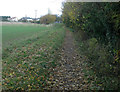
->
[2,23,65,90]
[73,30,119,90]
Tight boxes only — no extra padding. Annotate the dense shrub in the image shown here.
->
[62,2,119,89]
[62,2,120,76]
[62,2,120,48]
[40,14,56,24]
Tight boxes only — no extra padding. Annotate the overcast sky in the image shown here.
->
[0,0,64,19]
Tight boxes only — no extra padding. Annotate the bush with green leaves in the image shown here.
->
[40,14,56,24]
[62,2,120,49]
[62,2,120,76]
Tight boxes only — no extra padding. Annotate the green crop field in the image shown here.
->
[2,23,65,90]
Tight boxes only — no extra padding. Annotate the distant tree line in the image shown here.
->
[18,14,62,24]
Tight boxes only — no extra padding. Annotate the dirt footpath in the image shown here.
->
[46,30,90,90]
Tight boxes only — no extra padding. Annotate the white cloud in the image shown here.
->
[0,0,64,19]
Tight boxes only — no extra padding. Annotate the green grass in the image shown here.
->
[2,23,65,90]
[2,24,49,48]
